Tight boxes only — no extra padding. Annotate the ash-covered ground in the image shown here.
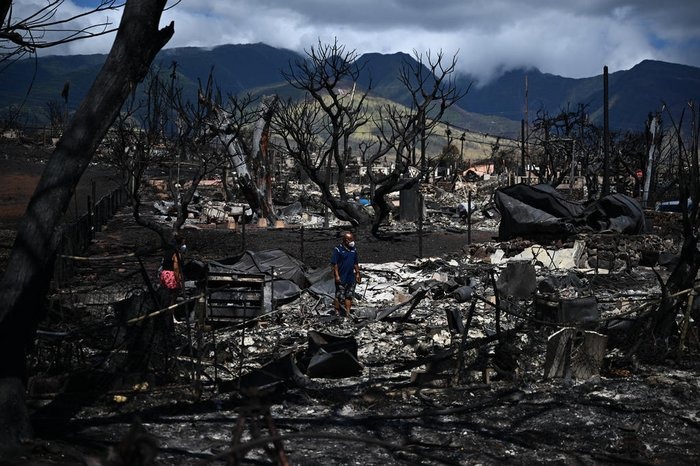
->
[8,209,699,466]
[1,140,699,465]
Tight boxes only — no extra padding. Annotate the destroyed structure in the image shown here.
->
[14,160,699,465]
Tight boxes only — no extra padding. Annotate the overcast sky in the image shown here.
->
[23,0,700,85]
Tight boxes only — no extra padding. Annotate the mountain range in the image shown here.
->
[2,42,700,138]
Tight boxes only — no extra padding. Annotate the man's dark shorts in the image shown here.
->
[335,282,356,301]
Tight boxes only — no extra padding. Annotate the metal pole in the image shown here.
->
[467,190,472,245]
[239,318,245,391]
[300,224,305,263]
[418,192,424,259]
[91,179,100,231]
[270,266,276,314]
[91,179,96,214]
[86,196,93,240]
[241,215,246,253]
[324,151,332,228]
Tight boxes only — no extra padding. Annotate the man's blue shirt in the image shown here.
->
[331,244,358,285]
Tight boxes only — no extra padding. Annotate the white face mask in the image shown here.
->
[179,244,187,253]
[348,241,355,248]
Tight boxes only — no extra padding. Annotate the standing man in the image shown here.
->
[331,231,361,317]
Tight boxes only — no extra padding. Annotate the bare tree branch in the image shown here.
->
[274,39,372,226]
[364,50,468,235]
[0,0,123,59]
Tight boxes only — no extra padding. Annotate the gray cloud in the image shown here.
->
[24,0,700,83]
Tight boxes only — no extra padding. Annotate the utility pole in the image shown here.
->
[569,139,575,193]
[543,114,550,182]
[524,74,529,170]
[602,65,610,197]
[445,123,452,175]
[520,119,526,178]
[578,103,585,189]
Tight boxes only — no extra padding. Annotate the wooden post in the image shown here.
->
[678,290,695,354]
[453,298,478,385]
[544,328,607,380]
[490,270,501,341]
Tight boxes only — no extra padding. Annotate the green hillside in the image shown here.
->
[2,43,699,138]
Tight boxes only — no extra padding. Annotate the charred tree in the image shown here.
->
[105,68,174,245]
[206,97,278,225]
[365,50,467,236]
[529,105,595,188]
[106,69,267,237]
[629,101,700,357]
[0,0,122,64]
[654,102,700,337]
[250,95,279,209]
[273,39,371,227]
[0,0,173,446]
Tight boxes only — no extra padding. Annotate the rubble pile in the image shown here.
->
[21,175,699,464]
[145,175,502,235]
[31,222,700,464]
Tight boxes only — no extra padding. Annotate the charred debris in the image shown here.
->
[26,174,700,465]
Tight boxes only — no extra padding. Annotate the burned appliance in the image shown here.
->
[205,267,265,322]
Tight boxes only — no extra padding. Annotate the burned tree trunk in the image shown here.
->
[652,102,700,342]
[222,137,278,224]
[0,0,173,447]
[544,328,607,380]
[654,236,700,337]
[251,96,278,210]
[371,174,421,236]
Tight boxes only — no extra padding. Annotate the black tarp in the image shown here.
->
[495,184,645,240]
[220,330,363,394]
[298,331,363,378]
[207,249,341,311]
[494,184,583,240]
[306,267,335,299]
[219,351,308,395]
[211,249,309,287]
[582,193,645,234]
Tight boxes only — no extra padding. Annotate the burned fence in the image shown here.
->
[53,185,127,283]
